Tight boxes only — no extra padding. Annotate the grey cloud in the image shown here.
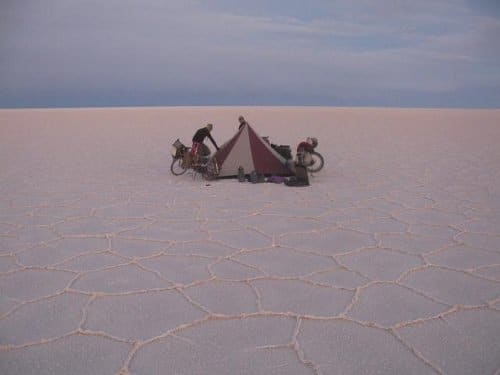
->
[0,0,499,107]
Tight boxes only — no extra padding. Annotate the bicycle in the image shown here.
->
[170,139,220,180]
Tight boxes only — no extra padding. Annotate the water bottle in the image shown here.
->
[238,166,245,182]
[250,170,257,183]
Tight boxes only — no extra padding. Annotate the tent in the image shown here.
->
[214,123,293,178]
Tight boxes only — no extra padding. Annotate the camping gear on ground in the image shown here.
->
[250,170,258,183]
[248,171,266,183]
[296,137,324,173]
[170,139,220,180]
[212,123,294,178]
[285,177,308,187]
[238,166,245,182]
[285,164,310,187]
[295,164,310,185]
[267,175,286,184]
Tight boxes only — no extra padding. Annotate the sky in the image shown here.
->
[1,0,500,108]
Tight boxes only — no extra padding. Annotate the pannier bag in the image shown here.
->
[171,139,186,158]
[285,165,309,187]
[271,144,293,160]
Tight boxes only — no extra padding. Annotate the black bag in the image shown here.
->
[285,165,309,186]
[271,144,292,160]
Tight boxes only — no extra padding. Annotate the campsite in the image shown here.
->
[170,121,321,186]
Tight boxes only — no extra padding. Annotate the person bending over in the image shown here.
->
[192,123,219,162]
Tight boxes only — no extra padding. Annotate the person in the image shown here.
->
[191,123,219,162]
[296,137,315,166]
[238,116,249,130]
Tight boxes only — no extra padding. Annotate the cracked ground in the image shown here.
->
[1,107,500,374]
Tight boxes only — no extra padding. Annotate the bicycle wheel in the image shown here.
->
[202,158,220,180]
[170,158,187,175]
[307,151,324,173]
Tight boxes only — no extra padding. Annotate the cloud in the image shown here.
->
[0,0,499,107]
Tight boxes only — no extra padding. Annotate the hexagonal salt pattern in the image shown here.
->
[397,309,500,375]
[129,317,303,375]
[0,293,89,345]
[298,320,437,374]
[1,107,500,374]
[0,334,131,375]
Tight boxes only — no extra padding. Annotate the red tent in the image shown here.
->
[214,123,293,178]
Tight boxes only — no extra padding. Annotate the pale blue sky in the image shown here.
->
[1,0,499,108]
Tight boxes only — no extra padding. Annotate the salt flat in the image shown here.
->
[1,106,500,374]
